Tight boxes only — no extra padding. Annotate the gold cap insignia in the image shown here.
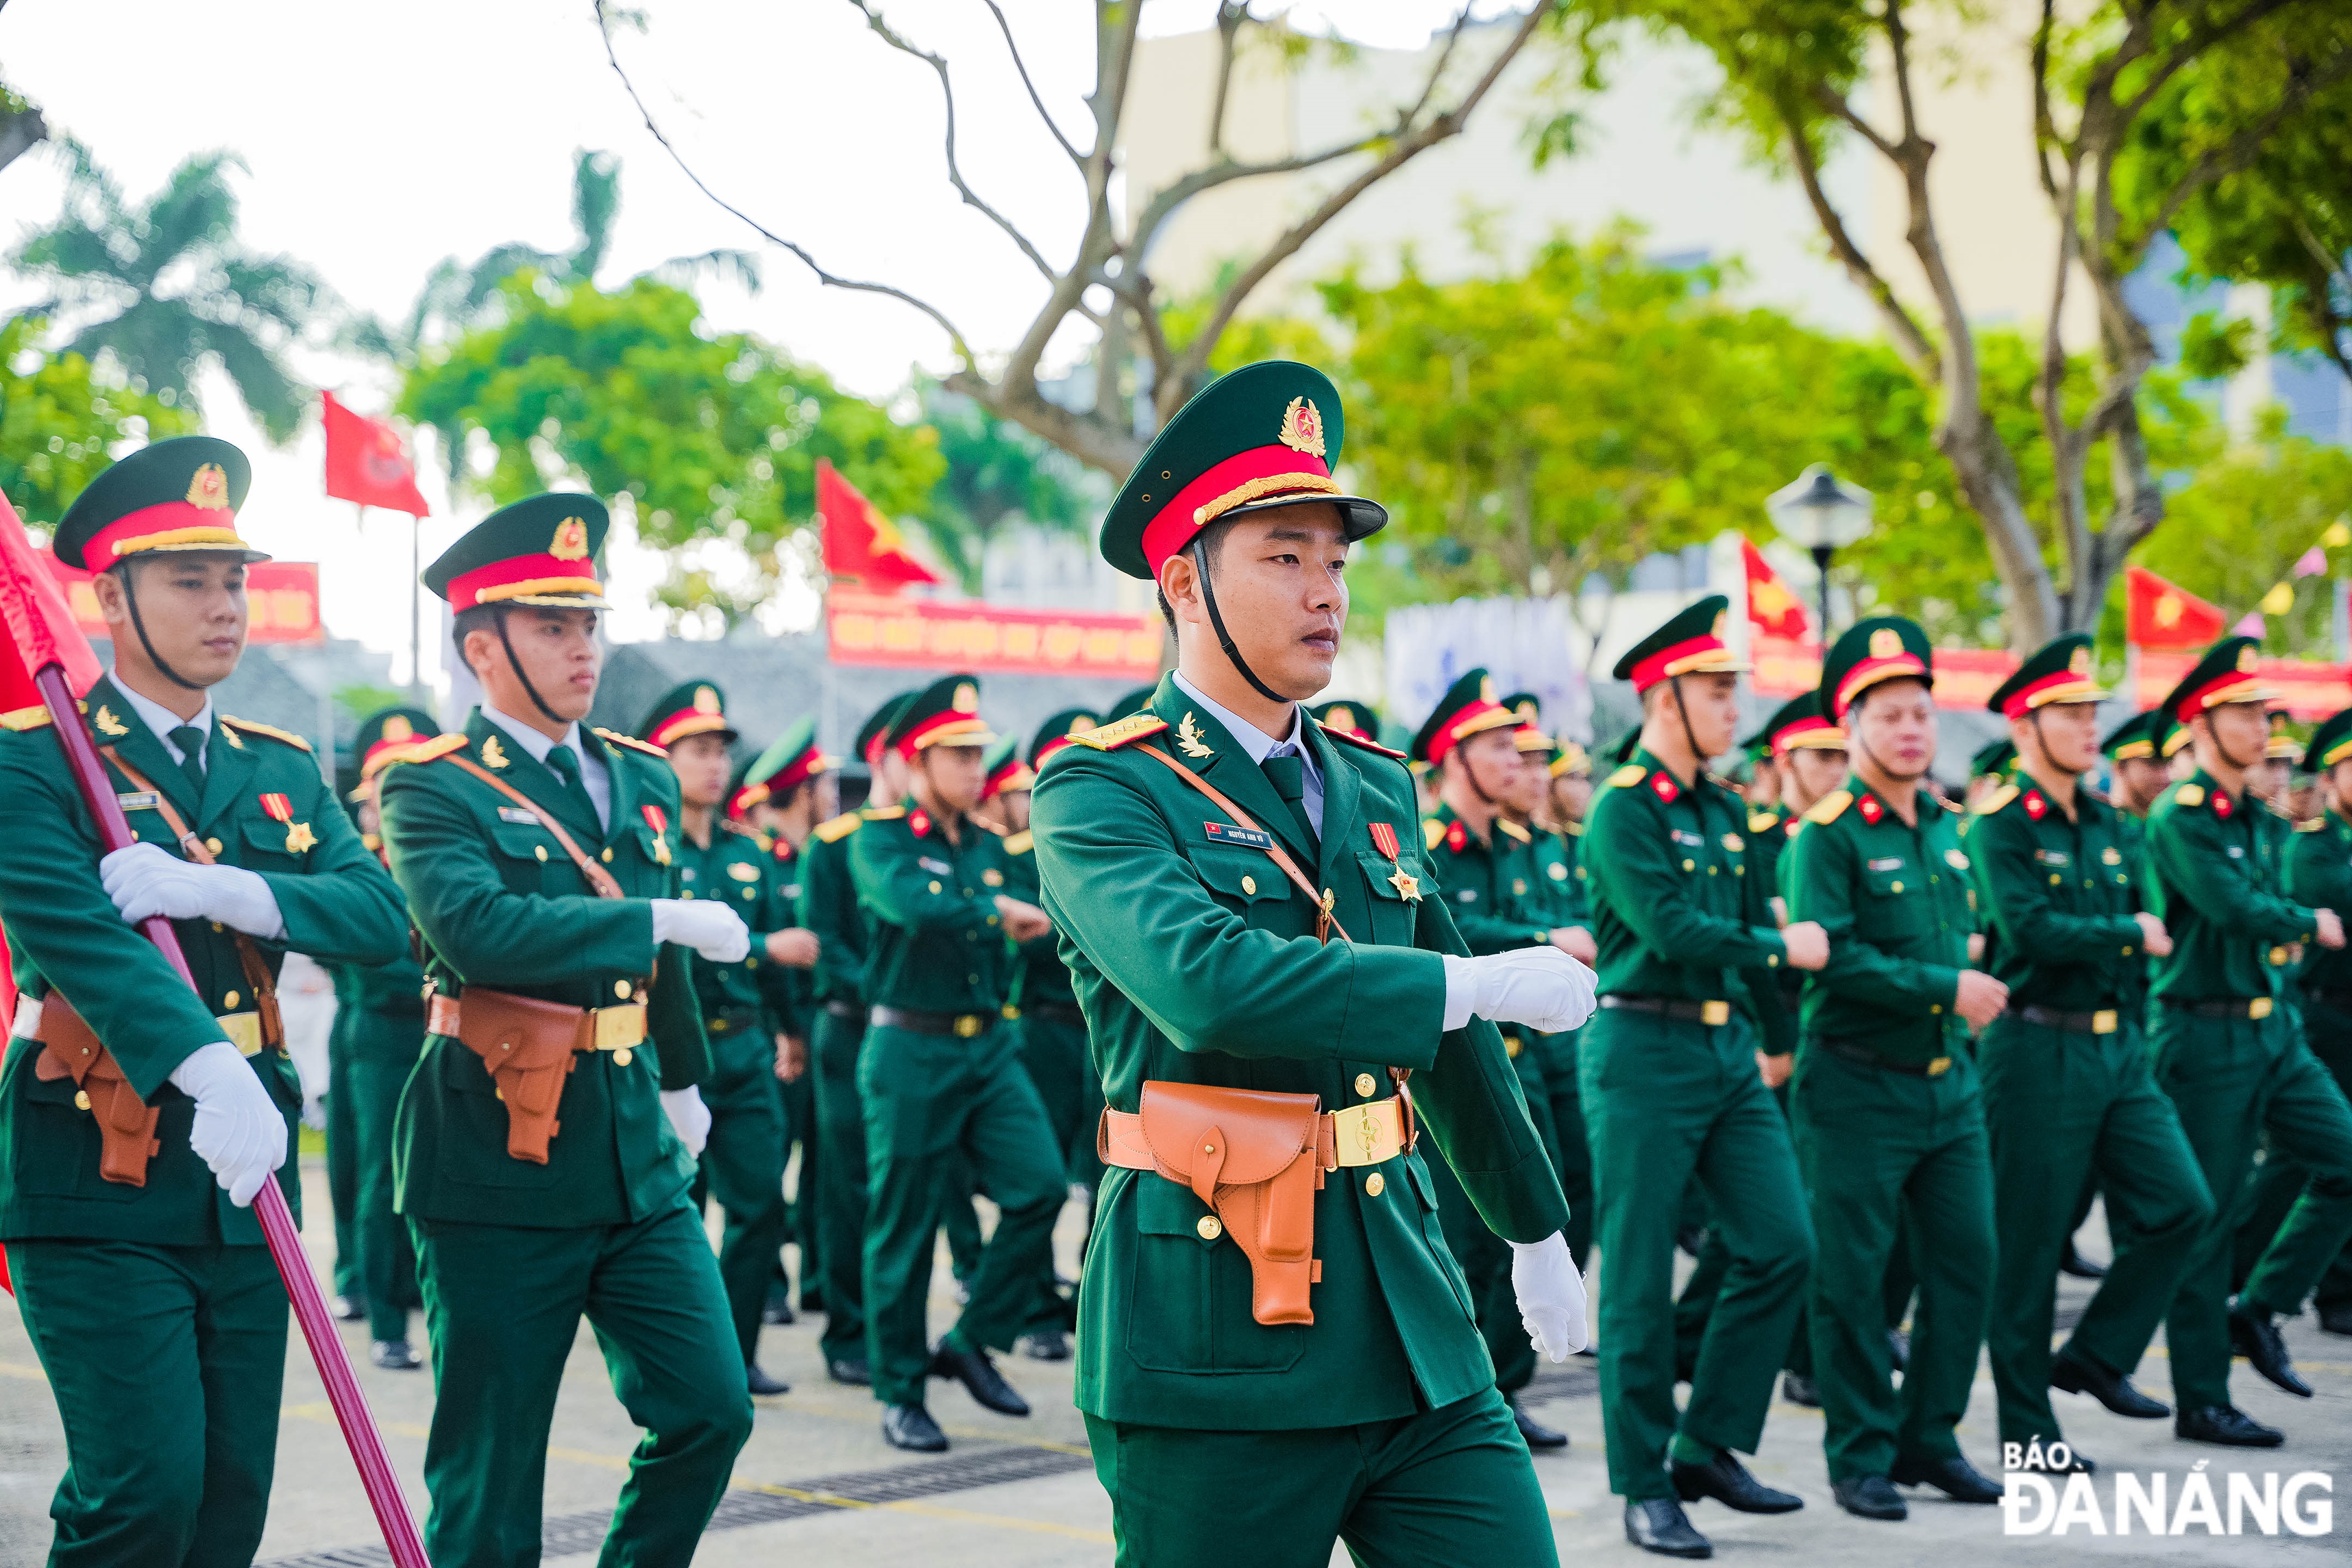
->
[1479,676,1497,703]
[1516,701,1539,724]
[1870,627,1903,659]
[186,463,230,510]
[1326,705,1355,733]
[953,682,979,714]
[693,685,721,715]
[1069,713,1096,734]
[1711,610,1729,640]
[550,517,591,561]
[2238,645,2257,672]
[1277,396,1327,458]
[2068,646,2091,675]
[383,715,414,742]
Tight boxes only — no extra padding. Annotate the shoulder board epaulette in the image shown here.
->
[1747,808,1780,833]
[814,811,864,843]
[1496,819,1531,843]
[221,715,313,753]
[2266,803,2294,822]
[1973,783,2018,816]
[592,726,669,759]
[1004,829,1034,856]
[862,805,907,820]
[973,816,1006,836]
[401,733,470,766]
[1564,819,1584,837]
[1316,720,1405,759]
[1423,817,1446,852]
[2173,783,2206,808]
[1936,793,1961,812]
[1804,789,1853,825]
[1,705,54,732]
[1067,713,1168,751]
[1607,763,1646,788]
[2296,817,2326,832]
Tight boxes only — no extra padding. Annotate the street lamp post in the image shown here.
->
[1766,464,1875,642]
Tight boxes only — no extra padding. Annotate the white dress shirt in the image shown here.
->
[481,704,611,829]
[113,681,216,772]
[1171,670,1325,837]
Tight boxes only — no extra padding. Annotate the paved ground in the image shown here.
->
[3,1162,2349,1565]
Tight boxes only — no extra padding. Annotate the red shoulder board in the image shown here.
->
[1317,720,1405,759]
[910,808,932,838]
[2214,791,2233,818]
[2024,791,2046,820]
[1857,794,1884,824]
[1651,772,1680,804]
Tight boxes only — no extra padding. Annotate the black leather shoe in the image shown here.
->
[1780,1373,1820,1407]
[1624,1498,1711,1558]
[2176,1404,2283,1448]
[331,1294,366,1323]
[1833,1474,1907,1521]
[1886,1327,1910,1374]
[827,1357,872,1387]
[2051,1349,2170,1418]
[881,1403,948,1453]
[746,1363,790,1396]
[2010,1441,2095,1474]
[2320,1300,2352,1337]
[931,1342,1031,1416]
[1671,1451,1803,1514]
[1018,1330,1071,1362]
[1891,1453,2002,1503]
[1511,1398,1568,1450]
[369,1339,422,1371]
[2230,1301,2313,1398]
[761,1296,797,1326]
[2058,1240,2109,1280]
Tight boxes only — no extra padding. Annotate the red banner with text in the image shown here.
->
[825,591,1162,681]
[42,552,323,644]
[1750,636,2019,711]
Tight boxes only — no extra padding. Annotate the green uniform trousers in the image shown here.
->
[349,1033,425,1344]
[941,1152,985,1284]
[1977,1015,2210,1447]
[2145,1003,2352,1408]
[1534,1031,1592,1271]
[328,1026,363,1303]
[1791,1046,1992,1481]
[858,1019,1064,1407]
[1580,1009,1812,1499]
[1013,1005,1091,1333]
[1671,1083,1819,1385]
[1083,1386,1558,1568]
[2232,996,2352,1315]
[811,1004,871,1366]
[697,1015,789,1368]
[11,1239,285,1568]
[1425,1036,1564,1400]
[410,1198,752,1568]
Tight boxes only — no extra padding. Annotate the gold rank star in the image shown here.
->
[1387,865,1423,902]
[283,821,317,854]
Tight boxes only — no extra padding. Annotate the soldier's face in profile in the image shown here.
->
[1166,503,1349,700]
[917,744,987,817]
[1552,771,1592,821]
[667,732,731,811]
[2016,701,2099,777]
[1654,672,1741,760]
[1785,747,1848,810]
[1850,678,1937,780]
[2197,701,2269,772]
[95,554,249,690]
[2113,755,2169,810]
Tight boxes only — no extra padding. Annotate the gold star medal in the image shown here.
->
[258,792,316,853]
[1367,821,1422,901]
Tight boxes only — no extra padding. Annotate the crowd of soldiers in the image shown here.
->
[3,358,2350,1568]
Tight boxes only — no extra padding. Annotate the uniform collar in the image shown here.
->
[1172,669,1318,782]
[112,677,215,762]
[480,702,580,766]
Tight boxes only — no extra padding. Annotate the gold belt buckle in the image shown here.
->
[593,1003,647,1052]
[1700,1000,1730,1027]
[1927,1056,1952,1076]
[954,1013,983,1039]
[1001,1004,1021,1021]
[1505,1036,1522,1058]
[2250,996,2274,1020]
[2091,1009,2118,1035]
[218,1012,264,1058]
[1329,1099,1404,1168]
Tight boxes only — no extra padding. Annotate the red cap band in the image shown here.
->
[1832,654,1929,720]
[81,500,250,566]
[445,551,603,610]
[1628,634,1744,693]
[1140,445,1338,577]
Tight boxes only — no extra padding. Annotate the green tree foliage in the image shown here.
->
[916,384,1101,595]
[398,274,941,628]
[0,315,194,528]
[7,144,327,440]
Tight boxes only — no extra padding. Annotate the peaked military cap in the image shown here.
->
[1751,691,1842,759]
[55,436,266,571]
[1410,669,1521,766]
[348,704,439,800]
[1987,633,2107,717]
[2154,712,2192,759]
[636,680,737,750]
[1106,685,1158,723]
[982,734,1033,799]
[855,690,918,769]
[887,672,995,755]
[424,492,611,610]
[2159,635,2275,721]
[1501,692,1555,754]
[745,715,834,795]
[1029,706,1103,768]
[2101,710,2159,763]
[1968,739,2017,781]
[1820,615,1932,721]
[2307,709,2352,772]
[1550,738,1591,779]
[1612,595,1749,693]
[1100,360,1386,580]
[1309,699,1377,744]
[726,757,765,820]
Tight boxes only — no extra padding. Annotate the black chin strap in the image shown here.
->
[1668,676,1708,777]
[117,565,203,691]
[1193,539,1289,706]
[2209,717,2264,775]
[2025,709,2085,783]
[494,607,567,726]
[1457,746,1502,807]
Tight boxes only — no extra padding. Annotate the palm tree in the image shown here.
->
[7,142,327,440]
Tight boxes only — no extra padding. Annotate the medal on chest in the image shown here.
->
[259,792,316,854]
[1369,821,1420,902]
[641,803,672,866]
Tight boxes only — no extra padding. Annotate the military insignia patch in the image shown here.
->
[910,808,932,838]
[1068,714,1168,751]
[2214,791,2233,818]
[383,715,415,742]
[550,516,591,560]
[2238,645,2257,672]
[1803,789,1852,825]
[186,463,230,509]
[727,862,761,881]
[1973,784,2018,815]
[1176,712,1214,758]
[1423,818,1445,852]
[641,803,672,864]
[952,682,979,714]
[1446,819,1467,853]
[1651,771,1680,804]
[693,685,721,714]
[93,705,130,737]
[2024,791,2047,820]
[1479,676,1498,703]
[481,736,510,769]
[1857,795,1884,824]
[2174,784,2205,807]
[1748,810,1778,832]
[1278,396,1327,457]
[1870,627,1903,659]
[1722,832,1744,852]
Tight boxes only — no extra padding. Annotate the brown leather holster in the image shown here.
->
[428,990,598,1165]
[30,994,162,1186]
[1101,1081,1327,1326]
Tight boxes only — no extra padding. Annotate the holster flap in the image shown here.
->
[431,989,588,1165]
[1136,1081,1318,1188]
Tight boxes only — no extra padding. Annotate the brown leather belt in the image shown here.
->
[870,1004,991,1039]
[2010,1003,2122,1034]
[2175,996,2277,1020]
[1100,1093,1409,1176]
[1602,995,1732,1026]
[427,988,646,1165]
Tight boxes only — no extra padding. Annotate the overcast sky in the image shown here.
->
[1,1,1500,688]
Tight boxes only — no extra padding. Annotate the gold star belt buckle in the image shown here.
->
[1700,1000,1730,1026]
[1327,1098,1404,1169]
[955,1013,984,1038]
[218,1011,264,1058]
[2092,1009,2118,1035]
[1927,1056,1952,1076]
[592,1003,648,1053]
[2250,997,2274,1020]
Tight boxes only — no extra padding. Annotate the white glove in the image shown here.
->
[101,842,285,939]
[660,1086,711,1157]
[1511,1232,1589,1361]
[1441,947,1598,1033]
[650,899,751,964]
[169,1040,288,1207]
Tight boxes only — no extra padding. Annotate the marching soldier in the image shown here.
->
[1968,636,2212,1472]
[1580,597,1822,1556]
[0,437,408,1563]
[849,673,1067,1453]
[2130,637,2352,1444]
[378,493,755,1565]
[798,693,914,1388]
[638,679,817,1398]
[1031,359,1594,1566]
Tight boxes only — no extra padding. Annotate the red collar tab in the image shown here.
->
[2213,789,2234,818]
[1857,793,1884,824]
[1651,771,1681,804]
[1445,818,1467,852]
[2023,791,2046,820]
[910,807,932,837]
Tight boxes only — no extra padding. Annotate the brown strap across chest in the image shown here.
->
[439,751,626,900]
[1132,742,1352,945]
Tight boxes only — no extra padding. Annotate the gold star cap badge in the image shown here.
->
[550,517,591,561]
[1278,396,1327,458]
[186,463,231,510]
[383,714,414,742]
[953,682,979,714]
[693,685,721,715]
[1870,627,1903,659]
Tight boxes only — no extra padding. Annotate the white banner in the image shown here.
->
[1384,596,1590,741]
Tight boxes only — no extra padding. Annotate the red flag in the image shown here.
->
[0,491,103,716]
[818,460,940,593]
[1742,538,1810,640]
[2126,566,2226,648]
[321,391,430,516]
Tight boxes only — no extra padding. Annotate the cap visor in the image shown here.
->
[1218,492,1388,542]
[503,592,613,610]
[130,542,273,565]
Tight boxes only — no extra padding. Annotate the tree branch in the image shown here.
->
[1779,98,1939,379]
[1208,2,1247,158]
[2115,0,2313,127]
[981,0,1082,167]
[2127,48,2352,271]
[2030,0,2064,203]
[1807,82,1897,161]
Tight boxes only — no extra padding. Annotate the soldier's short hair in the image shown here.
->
[1155,517,1239,630]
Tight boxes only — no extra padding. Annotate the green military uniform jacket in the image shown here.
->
[1739,804,1800,1057]
[1421,806,1551,955]
[799,813,873,1008]
[675,817,800,1094]
[2142,771,2316,1003]
[1030,681,1569,1430]
[376,710,711,1229]
[0,677,407,1243]
[1002,829,1072,1012]
[847,804,1014,1013]
[2290,811,2352,1000]
[1785,782,1974,1066]
[1528,823,1582,927]
[764,834,815,1040]
[1967,778,2145,1014]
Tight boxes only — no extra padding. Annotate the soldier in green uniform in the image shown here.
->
[1032,360,1594,1567]
[0,437,408,1565]
[1968,636,2214,1473]
[1785,616,2007,1517]
[798,694,914,1388]
[1579,595,1825,1555]
[339,705,442,1370]
[2127,638,2352,1445]
[1964,739,2016,811]
[639,679,818,1397]
[378,493,754,1566]
[850,673,1067,1453]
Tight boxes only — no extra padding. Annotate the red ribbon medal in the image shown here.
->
[259,792,292,823]
[1369,821,1400,861]
[1369,822,1421,903]
[640,803,672,865]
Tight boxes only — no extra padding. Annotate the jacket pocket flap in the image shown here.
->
[1187,847,1289,903]
[1138,1080,1319,1186]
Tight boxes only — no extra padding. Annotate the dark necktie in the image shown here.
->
[1263,751,1318,847]
[168,725,208,802]
[544,743,602,828]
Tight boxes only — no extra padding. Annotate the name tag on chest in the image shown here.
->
[919,855,954,875]
[115,791,160,811]
[1671,829,1705,847]
[497,806,542,825]
[1867,856,1904,873]
[2033,848,2070,866]
[1204,822,1273,850]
